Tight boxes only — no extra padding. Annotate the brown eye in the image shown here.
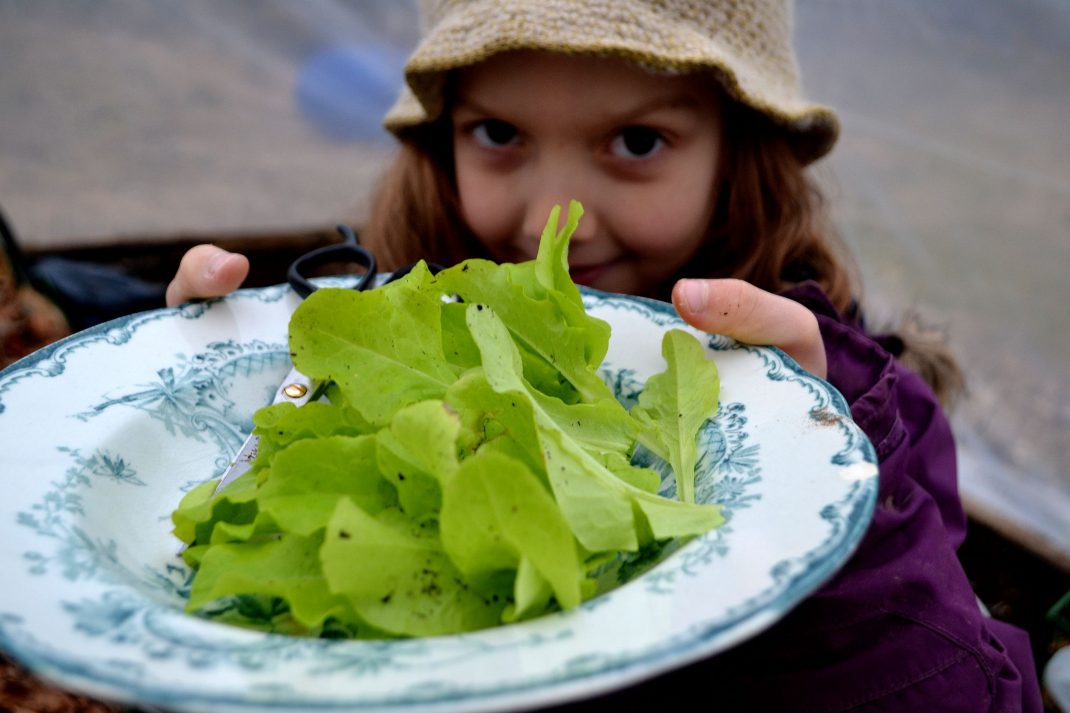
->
[472,119,519,147]
[610,126,664,159]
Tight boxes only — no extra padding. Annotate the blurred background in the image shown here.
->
[1,0,1068,709]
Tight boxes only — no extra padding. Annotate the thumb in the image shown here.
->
[672,278,827,378]
[165,244,249,306]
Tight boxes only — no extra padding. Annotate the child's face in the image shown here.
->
[451,51,722,296]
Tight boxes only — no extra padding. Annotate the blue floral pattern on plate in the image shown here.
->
[0,283,877,712]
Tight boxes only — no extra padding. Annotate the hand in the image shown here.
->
[165,245,250,306]
[672,278,827,379]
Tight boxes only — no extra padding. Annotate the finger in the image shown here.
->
[672,278,827,378]
[165,245,249,306]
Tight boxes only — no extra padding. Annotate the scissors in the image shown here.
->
[211,225,377,495]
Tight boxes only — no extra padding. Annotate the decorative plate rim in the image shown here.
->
[0,282,878,712]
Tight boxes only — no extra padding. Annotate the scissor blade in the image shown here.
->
[214,432,260,494]
[212,367,323,495]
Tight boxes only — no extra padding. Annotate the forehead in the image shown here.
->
[451,50,719,120]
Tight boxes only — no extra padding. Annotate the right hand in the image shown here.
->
[165,245,250,306]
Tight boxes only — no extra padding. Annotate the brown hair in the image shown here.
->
[363,122,485,272]
[685,99,856,310]
[362,96,963,408]
[697,101,964,409]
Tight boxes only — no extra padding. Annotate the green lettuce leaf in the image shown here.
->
[440,450,583,611]
[464,301,723,551]
[187,531,351,634]
[375,400,460,521]
[432,202,613,404]
[632,329,720,503]
[321,498,507,637]
[174,200,724,640]
[288,262,456,425]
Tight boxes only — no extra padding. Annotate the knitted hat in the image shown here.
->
[383,0,839,164]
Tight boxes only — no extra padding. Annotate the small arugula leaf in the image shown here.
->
[632,329,720,503]
[534,200,585,308]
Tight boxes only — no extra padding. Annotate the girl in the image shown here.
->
[166,1,1042,710]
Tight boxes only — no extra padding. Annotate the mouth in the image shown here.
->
[568,262,612,287]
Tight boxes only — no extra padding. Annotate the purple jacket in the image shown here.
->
[551,282,1043,712]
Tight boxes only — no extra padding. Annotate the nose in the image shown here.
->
[520,168,598,244]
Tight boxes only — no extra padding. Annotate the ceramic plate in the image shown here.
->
[0,282,877,713]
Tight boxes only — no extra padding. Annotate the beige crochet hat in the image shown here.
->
[384,0,839,164]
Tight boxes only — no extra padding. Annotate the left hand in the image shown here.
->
[672,278,827,379]
[165,244,250,307]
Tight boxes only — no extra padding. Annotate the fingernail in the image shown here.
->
[681,280,708,313]
[206,251,231,279]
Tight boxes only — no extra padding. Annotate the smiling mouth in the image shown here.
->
[569,262,613,286]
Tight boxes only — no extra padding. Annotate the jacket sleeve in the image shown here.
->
[716,282,1043,713]
[621,283,1043,713]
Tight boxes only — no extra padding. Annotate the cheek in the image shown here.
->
[616,182,716,259]
[662,158,718,252]
[611,136,720,258]
[454,157,517,248]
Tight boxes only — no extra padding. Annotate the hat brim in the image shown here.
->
[383,1,839,164]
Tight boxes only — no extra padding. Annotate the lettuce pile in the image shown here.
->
[173,201,723,638]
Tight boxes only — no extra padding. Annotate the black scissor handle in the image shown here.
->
[287,225,377,299]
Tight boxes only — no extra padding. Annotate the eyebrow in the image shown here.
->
[452,90,706,125]
[606,92,706,121]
